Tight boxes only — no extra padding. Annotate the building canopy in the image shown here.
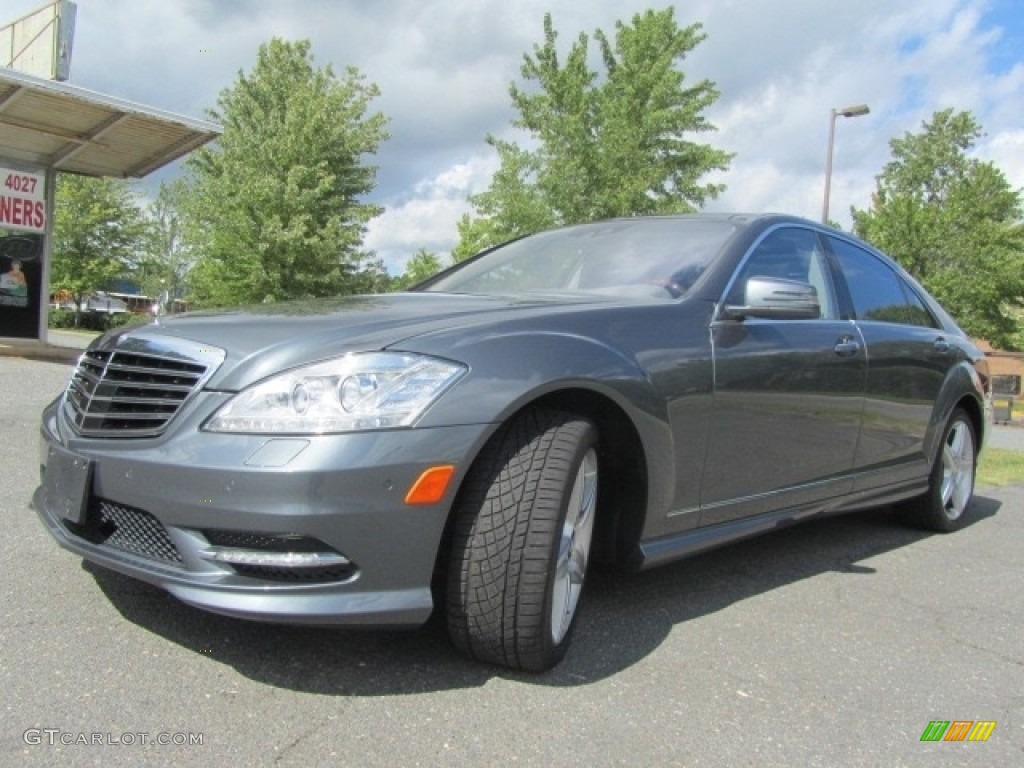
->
[0,65,220,345]
[0,66,220,178]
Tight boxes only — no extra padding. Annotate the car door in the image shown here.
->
[825,235,950,491]
[700,226,865,526]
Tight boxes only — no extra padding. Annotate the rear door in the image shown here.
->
[825,235,950,491]
[700,226,865,526]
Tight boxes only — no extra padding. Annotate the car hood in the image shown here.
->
[97,292,609,390]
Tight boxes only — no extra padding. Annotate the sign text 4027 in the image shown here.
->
[4,173,39,195]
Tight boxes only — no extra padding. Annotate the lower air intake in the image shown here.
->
[65,499,183,566]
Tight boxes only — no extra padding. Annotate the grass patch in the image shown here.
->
[978,447,1024,487]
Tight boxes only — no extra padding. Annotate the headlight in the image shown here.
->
[205,352,466,434]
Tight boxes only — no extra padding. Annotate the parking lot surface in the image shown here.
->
[1,355,1021,767]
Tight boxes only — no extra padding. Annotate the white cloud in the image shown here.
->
[366,155,498,274]
[980,130,1024,191]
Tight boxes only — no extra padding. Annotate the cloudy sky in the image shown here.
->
[8,0,1023,274]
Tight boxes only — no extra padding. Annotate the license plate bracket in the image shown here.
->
[43,443,92,525]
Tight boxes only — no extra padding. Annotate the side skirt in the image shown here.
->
[630,477,929,571]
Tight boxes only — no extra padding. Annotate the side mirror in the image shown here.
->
[723,276,821,320]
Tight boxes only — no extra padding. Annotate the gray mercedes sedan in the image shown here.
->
[34,213,989,672]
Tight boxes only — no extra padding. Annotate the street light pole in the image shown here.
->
[822,103,870,224]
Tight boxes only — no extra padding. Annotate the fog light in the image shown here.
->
[199,548,351,568]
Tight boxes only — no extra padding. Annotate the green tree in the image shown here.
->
[186,38,390,306]
[853,109,1024,349]
[51,174,149,326]
[454,8,732,259]
[136,179,193,310]
[394,248,445,289]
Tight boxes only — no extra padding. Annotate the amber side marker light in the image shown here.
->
[405,465,456,505]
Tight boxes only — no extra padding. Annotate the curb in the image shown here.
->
[0,344,82,364]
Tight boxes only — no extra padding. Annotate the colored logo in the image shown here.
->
[920,721,996,742]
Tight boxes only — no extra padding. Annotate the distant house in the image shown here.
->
[976,340,1024,396]
[51,291,130,315]
[50,290,189,316]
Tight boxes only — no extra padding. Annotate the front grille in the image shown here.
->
[64,499,183,566]
[64,340,223,438]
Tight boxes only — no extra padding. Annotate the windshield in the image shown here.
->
[423,218,738,300]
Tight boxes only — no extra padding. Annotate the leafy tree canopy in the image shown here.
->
[853,109,1024,349]
[454,8,732,260]
[51,174,149,323]
[394,248,445,290]
[185,38,390,306]
[133,178,193,308]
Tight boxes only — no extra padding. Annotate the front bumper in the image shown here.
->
[33,394,491,627]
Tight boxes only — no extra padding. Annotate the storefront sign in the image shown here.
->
[0,166,47,233]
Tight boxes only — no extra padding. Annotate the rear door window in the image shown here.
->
[827,237,938,327]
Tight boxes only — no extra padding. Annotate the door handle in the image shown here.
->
[933,337,951,354]
[834,336,860,357]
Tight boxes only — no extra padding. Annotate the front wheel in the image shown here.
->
[897,408,977,532]
[446,408,599,672]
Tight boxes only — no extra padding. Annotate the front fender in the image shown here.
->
[396,329,679,534]
[403,329,662,427]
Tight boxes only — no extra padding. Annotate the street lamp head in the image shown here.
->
[836,104,870,118]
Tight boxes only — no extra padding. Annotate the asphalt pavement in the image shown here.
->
[1,355,1021,767]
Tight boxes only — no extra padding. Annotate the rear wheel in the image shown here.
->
[897,408,976,532]
[446,408,598,672]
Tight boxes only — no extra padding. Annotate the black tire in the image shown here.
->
[897,408,977,532]
[446,408,599,672]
